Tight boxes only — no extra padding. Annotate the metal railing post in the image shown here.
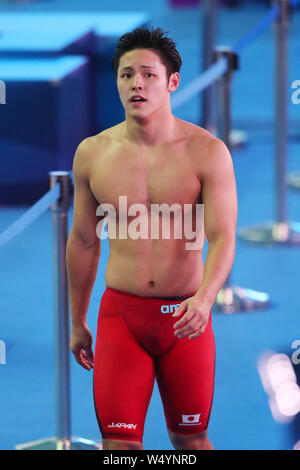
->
[214,47,237,292]
[238,0,300,246]
[15,171,101,450]
[202,0,218,133]
[212,48,269,313]
[49,171,72,450]
[274,0,289,224]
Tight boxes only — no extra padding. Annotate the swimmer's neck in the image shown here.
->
[124,109,178,147]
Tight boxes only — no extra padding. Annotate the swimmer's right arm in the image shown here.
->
[66,138,102,370]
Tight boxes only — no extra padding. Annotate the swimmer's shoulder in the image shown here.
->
[93,121,126,144]
[175,118,218,147]
[73,123,126,177]
[77,122,125,154]
[176,118,229,162]
[175,118,231,182]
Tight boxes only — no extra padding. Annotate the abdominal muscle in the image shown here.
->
[104,234,204,298]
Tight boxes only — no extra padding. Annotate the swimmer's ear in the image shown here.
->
[168,72,180,93]
[172,300,187,317]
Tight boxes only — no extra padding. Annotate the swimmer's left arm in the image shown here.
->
[173,138,238,339]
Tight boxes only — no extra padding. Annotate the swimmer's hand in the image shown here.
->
[70,323,94,370]
[172,296,211,340]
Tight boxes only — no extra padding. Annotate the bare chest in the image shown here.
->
[89,148,201,213]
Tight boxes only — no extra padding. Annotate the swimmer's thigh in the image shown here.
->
[155,315,215,435]
[93,316,156,442]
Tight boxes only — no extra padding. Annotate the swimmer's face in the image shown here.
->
[117,48,179,120]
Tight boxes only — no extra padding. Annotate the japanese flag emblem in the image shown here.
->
[179,414,201,425]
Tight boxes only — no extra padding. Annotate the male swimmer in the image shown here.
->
[66,27,237,451]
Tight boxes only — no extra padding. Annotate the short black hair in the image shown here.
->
[112,27,182,79]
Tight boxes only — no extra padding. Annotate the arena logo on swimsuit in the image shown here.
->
[95,196,205,251]
[160,304,181,314]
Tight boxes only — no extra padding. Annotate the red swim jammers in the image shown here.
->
[93,287,215,443]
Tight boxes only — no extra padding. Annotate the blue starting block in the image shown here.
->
[0,56,90,204]
[0,12,149,204]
